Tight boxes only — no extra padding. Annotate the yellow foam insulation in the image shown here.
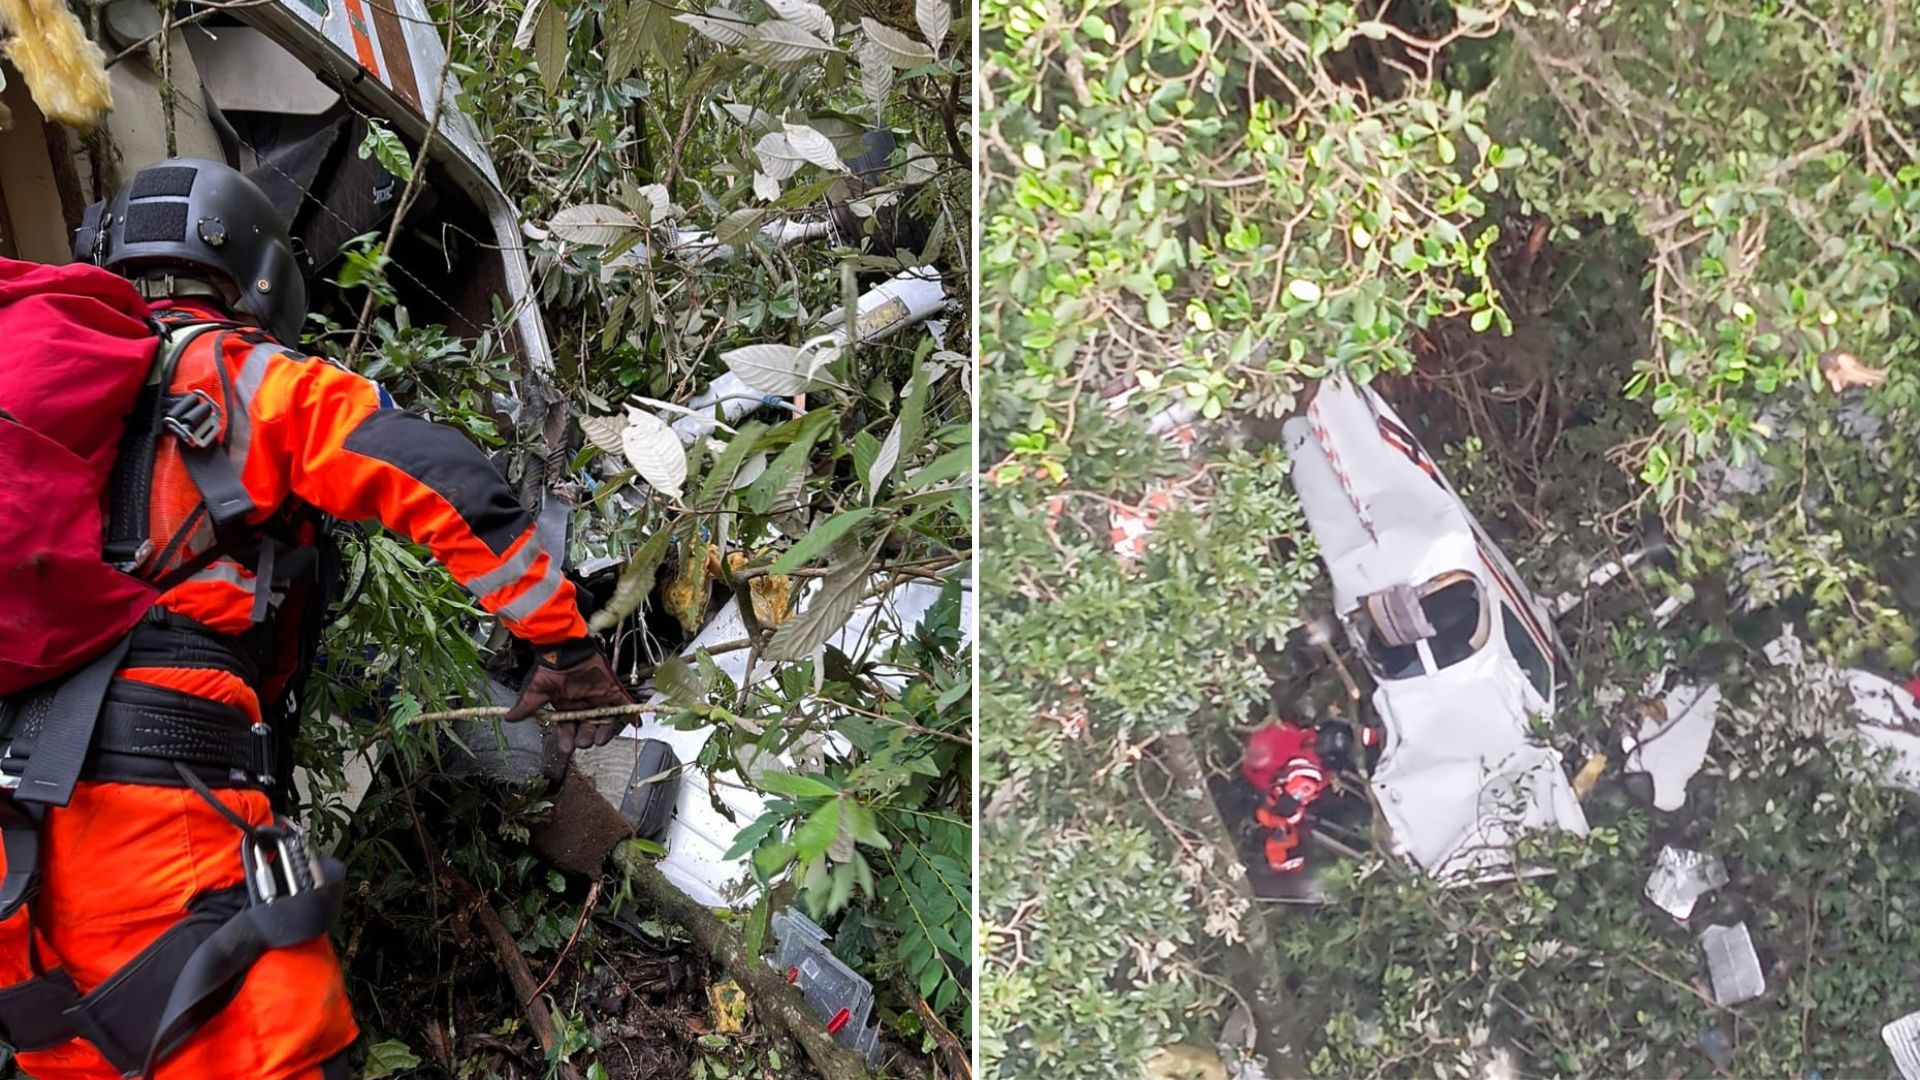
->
[0,0,113,131]
[727,551,795,628]
[664,537,719,637]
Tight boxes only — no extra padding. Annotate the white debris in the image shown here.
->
[1852,725,1920,795]
[1699,922,1766,1006]
[1884,1010,1920,1080]
[1624,677,1722,811]
[1644,846,1728,921]
[1216,1003,1269,1080]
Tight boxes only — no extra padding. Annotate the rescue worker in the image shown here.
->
[1243,721,1327,874]
[1243,718,1384,873]
[0,159,629,1078]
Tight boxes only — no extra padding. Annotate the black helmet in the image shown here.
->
[76,158,307,343]
[1315,721,1356,768]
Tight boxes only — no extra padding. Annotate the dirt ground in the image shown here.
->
[336,780,825,1080]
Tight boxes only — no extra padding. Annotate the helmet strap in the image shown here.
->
[132,273,232,306]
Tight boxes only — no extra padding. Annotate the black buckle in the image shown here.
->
[163,390,223,449]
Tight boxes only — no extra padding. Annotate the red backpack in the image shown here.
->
[0,256,166,696]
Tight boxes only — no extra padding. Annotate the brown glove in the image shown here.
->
[504,638,632,753]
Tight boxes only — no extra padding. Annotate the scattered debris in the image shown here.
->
[611,844,873,1080]
[1762,625,1920,795]
[1699,921,1766,1006]
[1698,1027,1732,1069]
[1624,677,1722,811]
[771,908,882,1063]
[1478,1047,1520,1080]
[707,979,749,1035]
[1571,752,1608,799]
[1282,378,1585,883]
[1883,1010,1920,1080]
[0,0,113,130]
[1820,350,1888,393]
[1644,846,1728,921]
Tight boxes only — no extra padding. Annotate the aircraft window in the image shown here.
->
[1423,574,1488,670]
[1503,604,1555,700]
[1355,571,1490,678]
[1363,623,1425,680]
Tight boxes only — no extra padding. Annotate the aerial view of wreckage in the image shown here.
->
[1,0,962,1059]
[1132,372,1920,1022]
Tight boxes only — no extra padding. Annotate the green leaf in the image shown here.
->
[764,538,883,661]
[792,798,843,861]
[653,655,709,704]
[743,893,772,960]
[906,443,971,490]
[695,420,769,507]
[363,1040,422,1079]
[844,800,891,849]
[756,771,840,799]
[722,815,781,861]
[587,524,675,633]
[770,508,877,574]
[851,430,882,489]
[357,123,415,183]
[1287,279,1322,303]
[751,840,797,879]
[535,0,568,95]
[1145,292,1171,328]
[743,409,836,514]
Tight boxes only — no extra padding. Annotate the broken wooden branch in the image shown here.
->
[610,840,874,1080]
[413,820,585,1080]
[891,972,971,1080]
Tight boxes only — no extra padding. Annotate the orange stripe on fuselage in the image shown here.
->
[340,0,382,76]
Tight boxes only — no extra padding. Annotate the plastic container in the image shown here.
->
[770,908,882,1063]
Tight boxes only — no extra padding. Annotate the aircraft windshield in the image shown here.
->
[1357,572,1490,679]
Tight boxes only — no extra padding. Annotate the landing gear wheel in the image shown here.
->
[619,738,682,842]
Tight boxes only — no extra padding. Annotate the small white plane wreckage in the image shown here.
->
[1281,378,1587,883]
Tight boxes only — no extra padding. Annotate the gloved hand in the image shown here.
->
[504,638,632,753]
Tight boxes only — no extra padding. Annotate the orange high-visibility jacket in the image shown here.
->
[126,304,587,720]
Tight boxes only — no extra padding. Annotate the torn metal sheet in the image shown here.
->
[1699,922,1766,1006]
[1624,678,1721,811]
[576,577,974,908]
[1853,724,1920,795]
[1644,845,1728,920]
[1884,1010,1920,1080]
[813,266,948,349]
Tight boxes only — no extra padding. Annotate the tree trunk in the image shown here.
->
[1160,731,1305,1074]
[611,841,875,1080]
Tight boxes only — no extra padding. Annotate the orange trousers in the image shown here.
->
[0,782,358,1078]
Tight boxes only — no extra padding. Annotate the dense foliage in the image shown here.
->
[287,0,976,1072]
[982,0,1920,1077]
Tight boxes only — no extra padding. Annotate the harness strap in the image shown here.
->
[10,635,135,809]
[0,803,343,1075]
[0,801,43,922]
[1,677,259,796]
[64,886,249,1073]
[143,866,343,1079]
[0,968,79,1051]
[103,322,237,573]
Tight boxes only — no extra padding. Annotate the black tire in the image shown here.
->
[620,738,681,842]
